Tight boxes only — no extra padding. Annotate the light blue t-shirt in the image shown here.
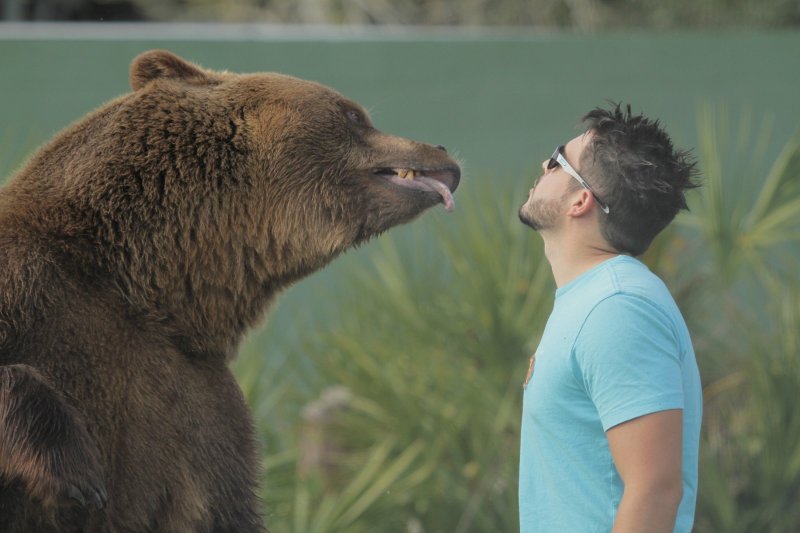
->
[519,255,702,533]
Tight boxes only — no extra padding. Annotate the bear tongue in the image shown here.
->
[416,176,455,212]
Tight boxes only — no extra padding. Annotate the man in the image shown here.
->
[517,103,702,533]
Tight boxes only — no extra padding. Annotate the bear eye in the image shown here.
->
[346,108,364,125]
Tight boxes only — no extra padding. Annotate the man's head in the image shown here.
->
[519,103,699,256]
[519,133,597,233]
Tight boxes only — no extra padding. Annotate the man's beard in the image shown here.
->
[518,195,563,231]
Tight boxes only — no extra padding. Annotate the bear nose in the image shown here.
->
[435,145,448,153]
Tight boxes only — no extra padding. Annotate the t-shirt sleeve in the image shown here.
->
[571,293,685,431]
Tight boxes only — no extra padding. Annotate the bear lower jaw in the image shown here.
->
[373,167,458,211]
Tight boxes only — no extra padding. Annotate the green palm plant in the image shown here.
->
[248,179,552,532]
[239,106,800,532]
[653,105,800,532]
[5,99,800,531]
[696,289,800,533]
[680,105,800,290]
[652,105,800,381]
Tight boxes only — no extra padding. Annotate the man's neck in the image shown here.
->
[542,234,620,288]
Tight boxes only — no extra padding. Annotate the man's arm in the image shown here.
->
[606,409,683,533]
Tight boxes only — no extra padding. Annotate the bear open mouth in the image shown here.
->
[373,167,460,211]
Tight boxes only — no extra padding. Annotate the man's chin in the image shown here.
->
[518,205,540,231]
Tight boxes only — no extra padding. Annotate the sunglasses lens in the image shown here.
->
[547,145,563,170]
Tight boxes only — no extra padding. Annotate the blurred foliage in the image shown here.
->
[232,107,800,531]
[239,182,548,532]
[696,289,800,533]
[3,0,800,28]
[684,107,800,290]
[3,86,799,527]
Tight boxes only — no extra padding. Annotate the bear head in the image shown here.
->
[4,50,460,358]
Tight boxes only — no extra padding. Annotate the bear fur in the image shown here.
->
[0,50,459,532]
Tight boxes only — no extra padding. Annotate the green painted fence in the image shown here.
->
[2,28,799,179]
[1,26,799,348]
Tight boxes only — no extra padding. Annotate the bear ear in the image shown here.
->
[129,50,211,91]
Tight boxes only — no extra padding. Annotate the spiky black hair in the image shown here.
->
[580,103,700,256]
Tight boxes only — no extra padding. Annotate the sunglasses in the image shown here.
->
[547,145,610,214]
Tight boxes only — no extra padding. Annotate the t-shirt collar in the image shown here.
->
[555,255,632,299]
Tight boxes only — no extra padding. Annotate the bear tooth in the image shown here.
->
[407,170,416,180]
[397,169,408,179]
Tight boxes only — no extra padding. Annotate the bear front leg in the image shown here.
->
[0,364,107,509]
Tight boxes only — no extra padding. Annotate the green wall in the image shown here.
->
[2,29,799,347]
[3,30,799,179]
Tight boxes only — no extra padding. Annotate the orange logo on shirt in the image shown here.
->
[524,353,536,387]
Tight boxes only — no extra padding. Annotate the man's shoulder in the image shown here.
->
[606,255,667,289]
[600,256,679,312]
[576,281,687,359]
[586,291,674,330]
[554,256,682,337]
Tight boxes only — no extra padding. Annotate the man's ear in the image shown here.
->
[566,189,595,217]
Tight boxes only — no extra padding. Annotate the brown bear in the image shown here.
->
[0,50,459,532]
